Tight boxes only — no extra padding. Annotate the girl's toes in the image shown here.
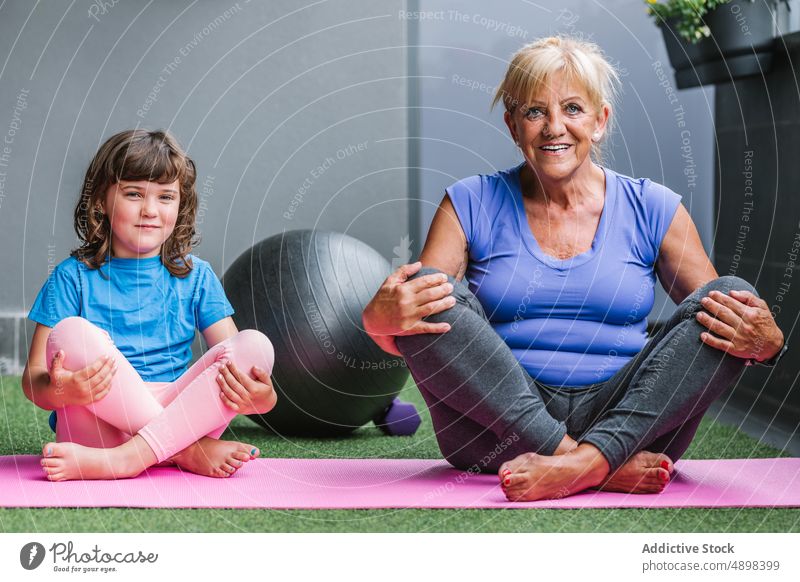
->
[248,447,260,459]
[231,452,250,465]
[221,463,237,474]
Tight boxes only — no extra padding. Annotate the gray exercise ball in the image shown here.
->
[223,230,410,436]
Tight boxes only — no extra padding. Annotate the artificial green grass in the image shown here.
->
[0,376,797,532]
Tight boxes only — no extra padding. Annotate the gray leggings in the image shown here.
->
[396,269,753,473]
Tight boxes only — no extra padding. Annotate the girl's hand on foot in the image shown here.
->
[217,361,277,415]
[49,350,117,407]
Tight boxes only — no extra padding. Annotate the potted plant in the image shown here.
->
[646,0,780,88]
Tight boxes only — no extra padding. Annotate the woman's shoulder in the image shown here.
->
[604,167,682,203]
[447,164,522,203]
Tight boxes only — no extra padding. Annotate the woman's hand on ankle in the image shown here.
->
[49,350,117,407]
[217,361,277,415]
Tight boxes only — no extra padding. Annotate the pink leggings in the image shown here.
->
[46,317,274,463]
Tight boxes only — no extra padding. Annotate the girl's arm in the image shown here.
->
[22,323,113,410]
[22,324,64,410]
[201,316,239,348]
[201,316,276,415]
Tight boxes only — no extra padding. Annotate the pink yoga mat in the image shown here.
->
[1,456,799,509]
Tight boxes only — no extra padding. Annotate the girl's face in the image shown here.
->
[101,179,180,259]
[504,70,609,183]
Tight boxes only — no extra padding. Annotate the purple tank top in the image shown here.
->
[447,163,681,387]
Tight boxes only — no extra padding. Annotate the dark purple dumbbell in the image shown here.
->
[374,398,422,436]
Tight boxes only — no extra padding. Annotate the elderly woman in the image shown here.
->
[363,36,786,501]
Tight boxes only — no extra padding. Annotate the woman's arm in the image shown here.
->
[655,204,718,303]
[363,194,468,356]
[656,204,783,361]
[419,194,469,279]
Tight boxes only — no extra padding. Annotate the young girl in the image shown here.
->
[22,129,277,481]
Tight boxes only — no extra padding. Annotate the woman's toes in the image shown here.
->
[656,455,673,474]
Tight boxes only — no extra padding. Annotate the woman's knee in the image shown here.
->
[699,275,758,298]
[406,267,486,322]
[676,276,758,320]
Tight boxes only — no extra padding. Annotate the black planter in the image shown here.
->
[660,0,776,89]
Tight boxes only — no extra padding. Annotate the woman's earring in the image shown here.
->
[592,132,601,142]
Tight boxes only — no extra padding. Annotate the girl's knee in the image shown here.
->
[228,329,275,370]
[47,317,113,365]
[52,316,92,336]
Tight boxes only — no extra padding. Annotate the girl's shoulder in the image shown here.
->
[183,253,213,274]
[52,255,83,278]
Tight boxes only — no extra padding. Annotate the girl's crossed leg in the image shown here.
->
[41,316,274,481]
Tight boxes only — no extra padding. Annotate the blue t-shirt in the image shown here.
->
[28,254,234,382]
[447,163,681,387]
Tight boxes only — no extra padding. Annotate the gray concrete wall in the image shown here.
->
[410,0,717,323]
[0,0,409,372]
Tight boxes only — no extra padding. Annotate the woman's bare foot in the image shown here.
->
[169,437,259,478]
[40,436,156,481]
[498,444,610,501]
[595,450,672,494]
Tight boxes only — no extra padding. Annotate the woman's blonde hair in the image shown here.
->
[72,129,199,278]
[492,36,621,161]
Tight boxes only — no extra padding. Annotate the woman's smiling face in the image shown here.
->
[505,70,609,183]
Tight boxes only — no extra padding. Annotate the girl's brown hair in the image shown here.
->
[72,129,199,278]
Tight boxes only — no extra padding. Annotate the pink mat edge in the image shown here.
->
[2,455,799,510]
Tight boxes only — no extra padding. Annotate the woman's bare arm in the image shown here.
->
[655,204,718,303]
[418,194,469,280]
[363,194,468,356]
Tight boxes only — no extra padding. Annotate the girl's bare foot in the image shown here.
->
[498,444,610,501]
[595,450,673,494]
[40,436,156,481]
[169,437,259,478]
